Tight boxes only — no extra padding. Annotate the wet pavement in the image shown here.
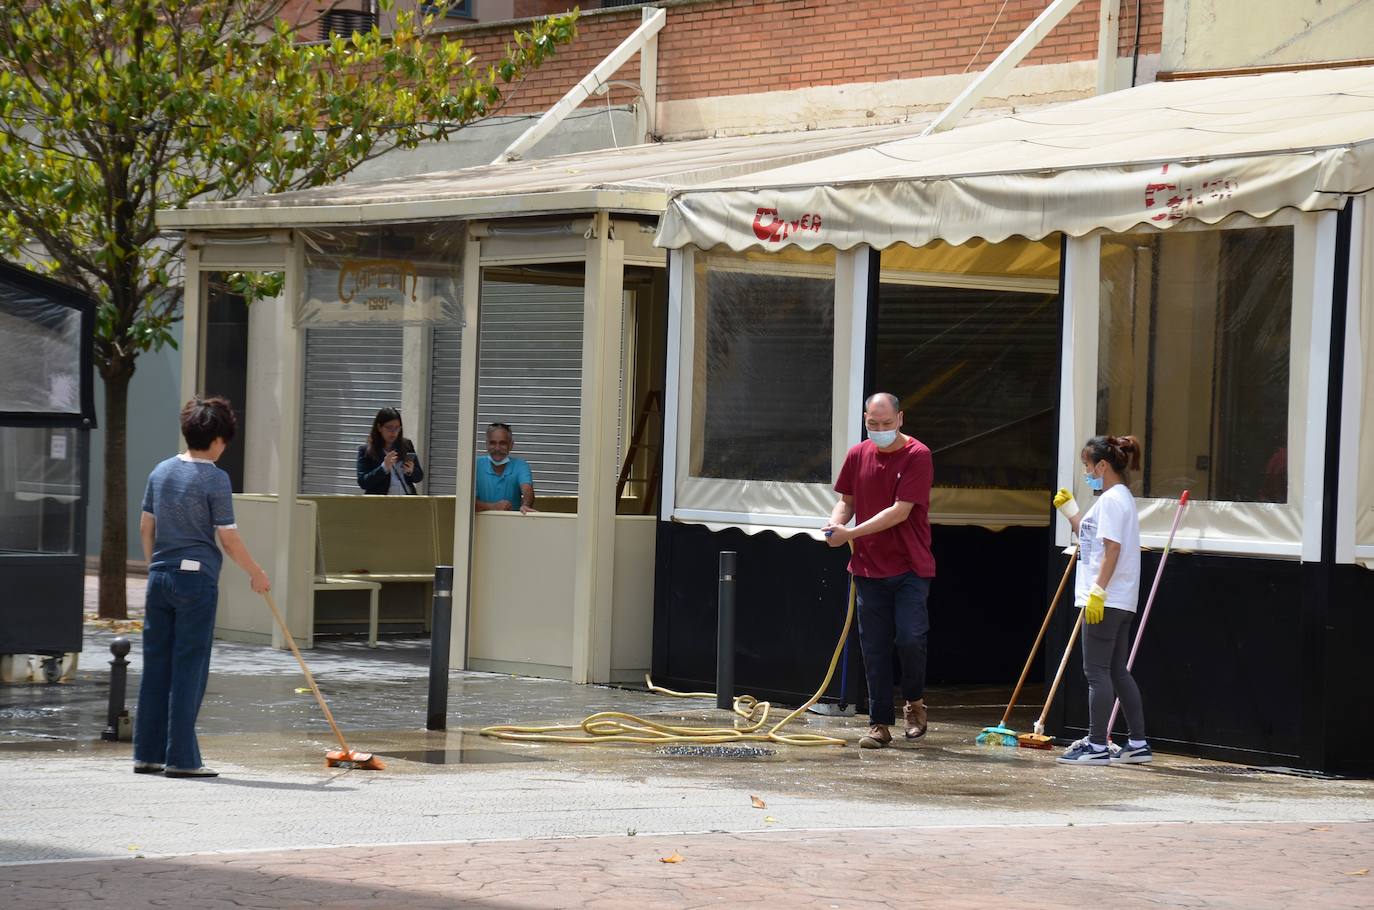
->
[1,576,1372,906]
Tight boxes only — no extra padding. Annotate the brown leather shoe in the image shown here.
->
[859,724,892,749]
[903,698,928,740]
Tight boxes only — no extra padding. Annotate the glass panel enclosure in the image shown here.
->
[1098,227,1293,502]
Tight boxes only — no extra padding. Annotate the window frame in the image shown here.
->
[1058,210,1334,560]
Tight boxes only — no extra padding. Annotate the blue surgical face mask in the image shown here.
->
[490,456,509,466]
[1083,471,1104,492]
[869,429,899,449]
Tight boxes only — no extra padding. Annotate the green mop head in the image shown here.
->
[976,724,1019,747]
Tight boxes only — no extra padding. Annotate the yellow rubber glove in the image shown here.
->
[1053,487,1079,519]
[1085,584,1106,624]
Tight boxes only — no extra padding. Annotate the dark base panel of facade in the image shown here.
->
[0,554,85,654]
[651,520,1052,705]
[1046,551,1374,776]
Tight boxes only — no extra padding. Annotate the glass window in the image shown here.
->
[872,281,1059,491]
[0,292,82,415]
[873,239,1061,496]
[0,426,82,554]
[1098,226,1293,503]
[691,250,834,483]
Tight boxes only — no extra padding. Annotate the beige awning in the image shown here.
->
[657,65,1374,252]
[156,118,961,230]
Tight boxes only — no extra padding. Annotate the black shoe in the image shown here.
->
[133,761,164,775]
[164,766,219,778]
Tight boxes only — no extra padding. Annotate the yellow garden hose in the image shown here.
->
[479,572,856,747]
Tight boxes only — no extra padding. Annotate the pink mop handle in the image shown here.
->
[1106,490,1189,739]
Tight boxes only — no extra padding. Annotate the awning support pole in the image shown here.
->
[1097,0,1120,95]
[922,0,1088,136]
[493,7,665,164]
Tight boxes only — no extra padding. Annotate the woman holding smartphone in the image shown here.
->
[356,407,424,495]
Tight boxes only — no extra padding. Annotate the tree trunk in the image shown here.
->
[98,368,132,619]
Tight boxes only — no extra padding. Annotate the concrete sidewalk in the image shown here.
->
[2,576,1372,906]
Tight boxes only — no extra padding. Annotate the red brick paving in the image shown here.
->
[3,821,1371,909]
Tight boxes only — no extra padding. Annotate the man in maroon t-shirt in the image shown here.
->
[823,392,936,749]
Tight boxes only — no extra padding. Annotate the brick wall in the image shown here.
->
[279,1,1164,116]
[446,0,1164,115]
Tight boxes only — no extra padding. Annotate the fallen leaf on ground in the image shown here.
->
[126,845,140,851]
[659,852,684,864]
[763,816,778,824]
[750,795,766,809]
[1345,870,1368,876]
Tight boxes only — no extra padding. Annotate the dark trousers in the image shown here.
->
[1082,606,1146,744]
[134,568,218,769]
[855,572,931,726]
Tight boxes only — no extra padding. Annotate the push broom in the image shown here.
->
[1103,490,1190,745]
[1018,607,1085,749]
[977,546,1078,746]
[261,591,385,770]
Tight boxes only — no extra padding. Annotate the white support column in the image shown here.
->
[1057,235,1101,549]
[833,246,871,468]
[449,236,483,671]
[639,5,659,141]
[659,247,690,521]
[1336,197,1367,564]
[572,212,624,684]
[1300,212,1339,562]
[272,234,310,648]
[402,324,433,461]
[1097,0,1120,95]
[179,246,204,403]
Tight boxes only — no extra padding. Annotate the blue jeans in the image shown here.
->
[134,569,218,769]
[855,572,931,726]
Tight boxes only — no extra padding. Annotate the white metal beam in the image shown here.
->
[923,0,1087,136]
[1097,0,1120,95]
[494,7,665,164]
[639,5,659,140]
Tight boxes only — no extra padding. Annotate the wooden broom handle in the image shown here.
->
[999,547,1077,727]
[1035,608,1085,729]
[262,591,352,754]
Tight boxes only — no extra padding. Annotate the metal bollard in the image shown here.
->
[102,637,132,742]
[716,551,737,711]
[427,566,455,731]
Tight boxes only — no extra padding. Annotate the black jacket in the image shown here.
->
[356,445,424,495]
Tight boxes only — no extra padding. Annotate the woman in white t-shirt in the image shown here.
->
[1051,435,1150,766]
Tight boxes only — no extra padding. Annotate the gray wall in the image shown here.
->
[86,323,183,560]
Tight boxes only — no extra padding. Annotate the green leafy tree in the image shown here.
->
[0,0,577,617]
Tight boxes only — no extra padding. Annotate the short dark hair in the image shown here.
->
[181,397,236,450]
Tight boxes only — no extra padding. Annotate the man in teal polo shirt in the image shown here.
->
[475,422,535,513]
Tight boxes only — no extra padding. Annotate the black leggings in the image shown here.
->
[1081,607,1145,744]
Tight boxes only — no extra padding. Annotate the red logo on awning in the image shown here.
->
[752,207,823,242]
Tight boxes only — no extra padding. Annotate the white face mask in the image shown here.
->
[869,429,899,448]
[490,456,509,466]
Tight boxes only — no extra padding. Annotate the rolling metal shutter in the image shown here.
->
[423,280,586,498]
[300,326,405,494]
[477,281,584,496]
[426,326,463,495]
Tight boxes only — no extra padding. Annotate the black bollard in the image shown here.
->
[716,551,737,711]
[102,636,132,742]
[427,566,455,731]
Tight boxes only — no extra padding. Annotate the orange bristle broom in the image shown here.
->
[262,592,385,770]
[1018,608,1084,750]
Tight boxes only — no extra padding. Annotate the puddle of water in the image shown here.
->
[380,748,545,765]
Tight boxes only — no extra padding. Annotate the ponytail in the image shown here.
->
[1083,434,1143,482]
